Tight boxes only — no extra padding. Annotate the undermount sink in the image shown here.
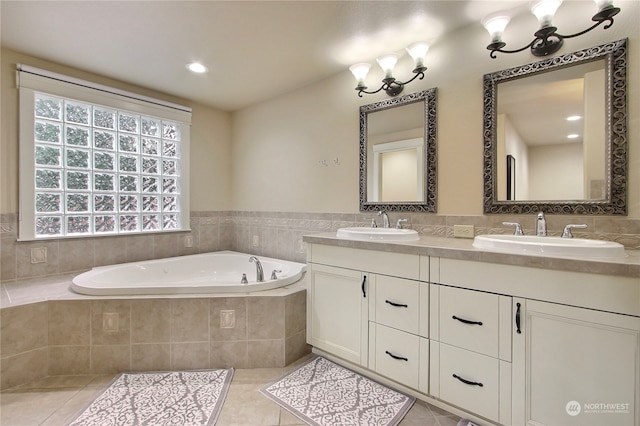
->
[336,227,420,242]
[473,234,627,258]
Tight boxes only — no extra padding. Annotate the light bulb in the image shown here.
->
[376,54,399,79]
[531,0,563,27]
[349,63,371,88]
[593,0,614,10]
[482,14,511,42]
[186,62,208,73]
[406,42,429,68]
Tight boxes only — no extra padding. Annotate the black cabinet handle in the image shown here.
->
[385,350,408,361]
[361,275,367,298]
[453,374,483,387]
[452,315,483,326]
[516,302,522,334]
[385,300,408,308]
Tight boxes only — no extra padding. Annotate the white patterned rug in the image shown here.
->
[260,356,415,426]
[68,369,233,426]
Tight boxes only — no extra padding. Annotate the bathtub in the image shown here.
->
[71,251,306,296]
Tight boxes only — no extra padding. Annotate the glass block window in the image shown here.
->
[30,94,185,237]
[18,65,191,240]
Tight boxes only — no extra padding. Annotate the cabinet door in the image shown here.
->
[512,298,640,426]
[308,264,369,366]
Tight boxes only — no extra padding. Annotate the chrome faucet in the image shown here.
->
[536,212,547,237]
[562,223,588,238]
[270,269,282,280]
[503,221,524,236]
[249,256,264,282]
[378,210,390,228]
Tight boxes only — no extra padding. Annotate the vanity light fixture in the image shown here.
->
[482,0,621,58]
[349,42,429,97]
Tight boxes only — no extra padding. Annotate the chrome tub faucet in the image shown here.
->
[249,256,264,282]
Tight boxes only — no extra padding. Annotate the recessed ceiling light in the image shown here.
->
[566,115,582,121]
[186,62,208,73]
[567,134,580,139]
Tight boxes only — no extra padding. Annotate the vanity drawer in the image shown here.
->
[439,343,499,422]
[439,285,499,357]
[374,275,420,334]
[369,323,421,389]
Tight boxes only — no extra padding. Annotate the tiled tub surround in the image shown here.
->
[2,210,639,282]
[0,280,309,390]
[1,210,637,390]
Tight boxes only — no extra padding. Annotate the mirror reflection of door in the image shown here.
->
[373,138,423,202]
[366,100,425,203]
[507,154,516,201]
[496,60,605,201]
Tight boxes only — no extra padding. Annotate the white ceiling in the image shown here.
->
[1,0,533,111]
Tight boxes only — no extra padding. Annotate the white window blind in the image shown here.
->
[17,65,191,240]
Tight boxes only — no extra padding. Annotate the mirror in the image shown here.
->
[359,88,437,212]
[483,38,627,215]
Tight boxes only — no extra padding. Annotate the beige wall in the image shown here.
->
[0,48,232,214]
[231,1,639,218]
[1,3,638,286]
[1,1,638,219]
[231,73,361,212]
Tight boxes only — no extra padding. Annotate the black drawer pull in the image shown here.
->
[361,275,367,298]
[385,350,408,361]
[516,302,522,334]
[453,374,484,387]
[452,315,483,326]
[385,300,408,308]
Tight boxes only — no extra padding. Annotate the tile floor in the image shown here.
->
[0,356,461,426]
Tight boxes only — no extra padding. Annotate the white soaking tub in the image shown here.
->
[71,251,306,296]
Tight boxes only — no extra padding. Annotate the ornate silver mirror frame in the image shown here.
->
[483,38,627,215]
[359,88,437,212]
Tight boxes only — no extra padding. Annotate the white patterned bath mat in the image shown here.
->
[260,356,415,426]
[68,369,233,426]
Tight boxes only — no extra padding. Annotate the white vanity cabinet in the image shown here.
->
[429,284,513,424]
[306,244,421,368]
[512,298,640,426]
[305,240,639,426]
[368,274,429,393]
[435,257,640,426]
[307,263,370,365]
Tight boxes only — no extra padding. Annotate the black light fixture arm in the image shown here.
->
[487,40,537,59]
[487,5,620,58]
[557,13,617,38]
[356,67,426,97]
